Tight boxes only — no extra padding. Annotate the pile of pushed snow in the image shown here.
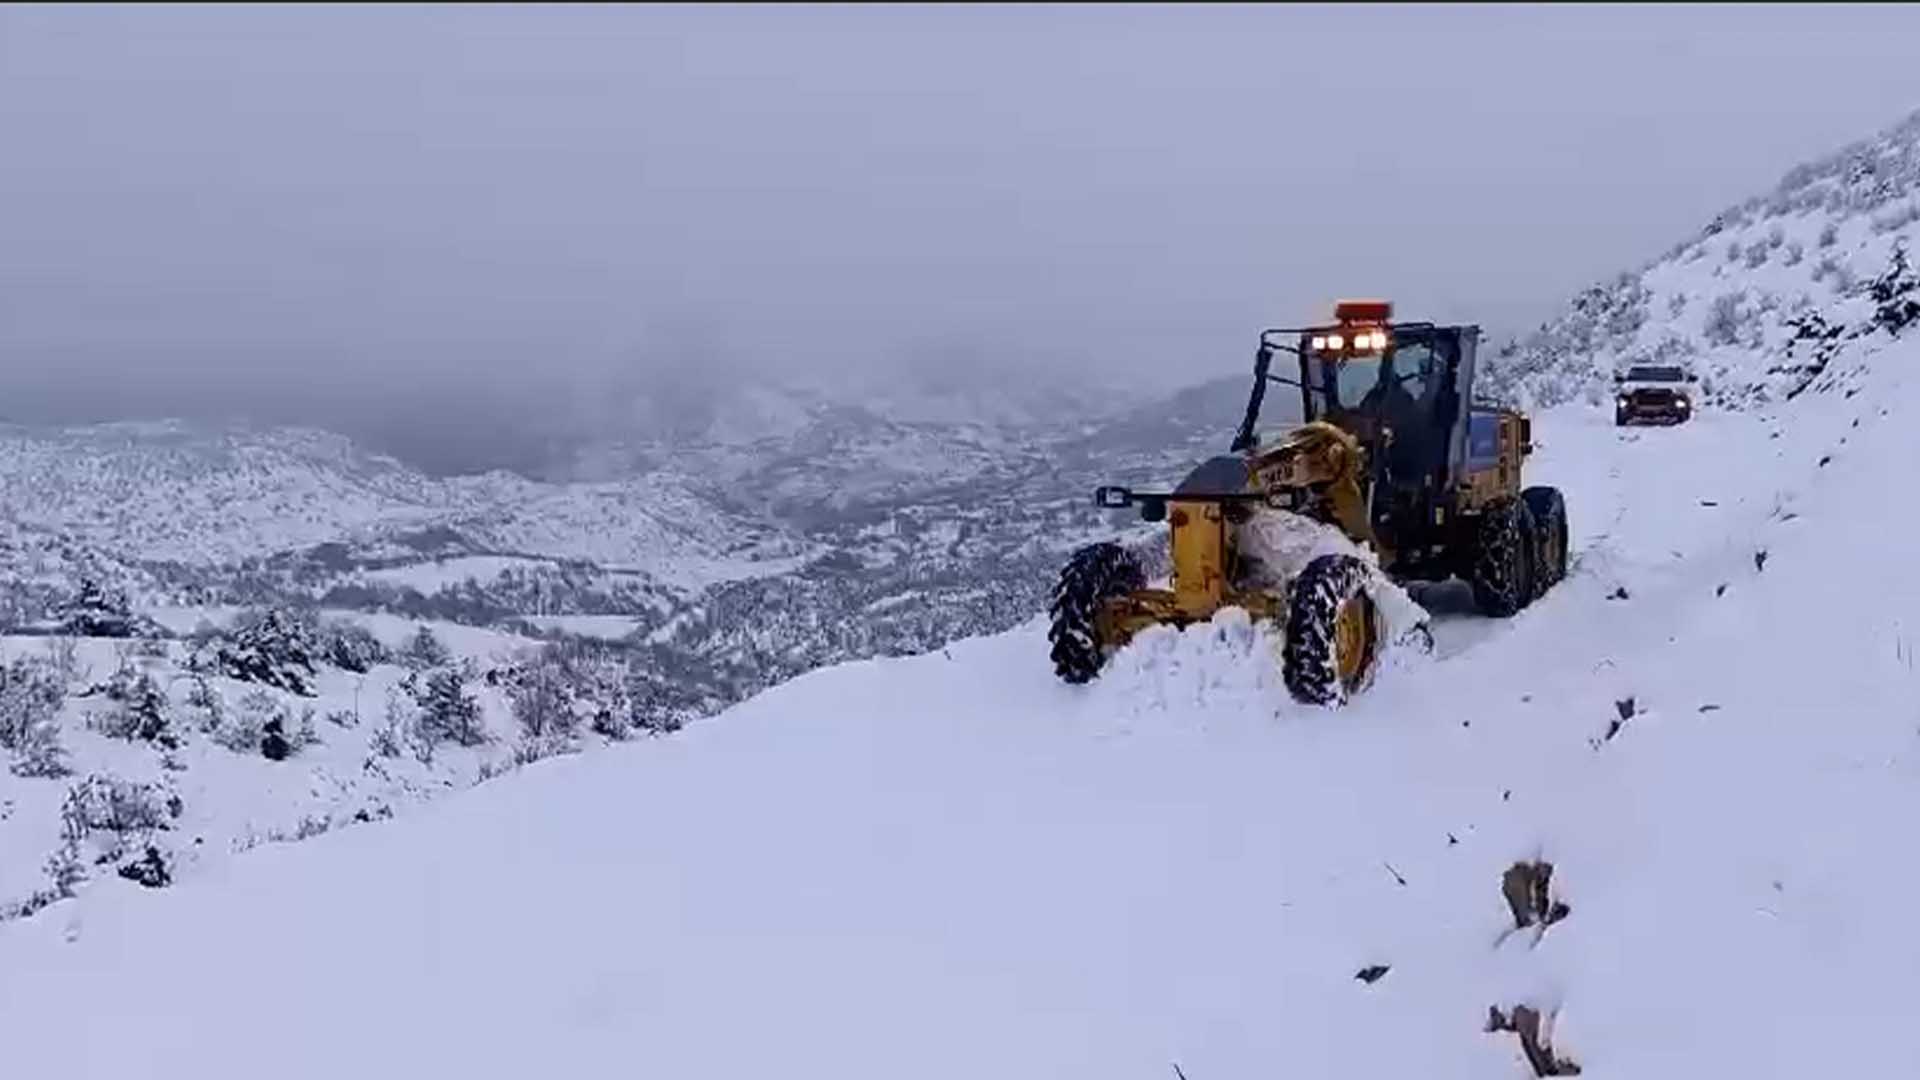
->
[4,319,1916,1075]
[1488,106,1920,412]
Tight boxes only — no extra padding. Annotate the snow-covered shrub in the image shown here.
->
[1783,240,1804,267]
[1725,241,1742,263]
[401,625,452,671]
[41,809,86,905]
[1818,221,1839,248]
[625,669,685,736]
[51,578,145,639]
[63,773,180,834]
[316,618,388,674]
[1869,241,1920,335]
[590,697,633,741]
[1767,225,1785,249]
[508,656,577,761]
[195,608,319,696]
[40,774,182,901]
[183,675,224,733]
[1703,293,1748,346]
[258,706,320,761]
[1744,240,1771,268]
[211,689,272,754]
[116,845,172,889]
[0,654,65,752]
[84,665,179,749]
[209,690,317,759]
[1667,293,1687,318]
[410,664,485,747]
[11,713,70,778]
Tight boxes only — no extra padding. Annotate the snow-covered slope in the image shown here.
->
[4,304,1915,1075]
[1489,107,1920,411]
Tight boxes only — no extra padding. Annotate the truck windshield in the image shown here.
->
[1626,366,1685,382]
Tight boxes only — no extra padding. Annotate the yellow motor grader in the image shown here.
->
[1049,301,1569,704]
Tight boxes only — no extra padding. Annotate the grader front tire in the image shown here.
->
[1048,542,1147,684]
[1282,553,1382,706]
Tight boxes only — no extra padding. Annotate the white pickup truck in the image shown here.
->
[1613,363,1698,426]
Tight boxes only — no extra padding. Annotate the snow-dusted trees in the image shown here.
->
[193,608,319,696]
[48,773,181,900]
[201,688,317,760]
[86,665,178,749]
[1,654,69,778]
[318,618,388,674]
[52,578,142,639]
[402,625,452,670]
[412,665,485,747]
[507,650,576,753]
[1869,241,1920,335]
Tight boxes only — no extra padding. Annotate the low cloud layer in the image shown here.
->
[6,5,1920,469]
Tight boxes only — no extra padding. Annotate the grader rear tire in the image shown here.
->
[1048,542,1147,684]
[1521,486,1569,598]
[1282,553,1382,706]
[1470,497,1537,617]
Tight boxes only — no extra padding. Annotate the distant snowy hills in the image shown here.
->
[0,374,1233,717]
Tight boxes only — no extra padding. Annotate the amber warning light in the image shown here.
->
[1333,299,1393,324]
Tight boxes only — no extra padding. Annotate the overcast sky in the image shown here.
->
[5,4,1920,466]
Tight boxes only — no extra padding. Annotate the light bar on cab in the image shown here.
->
[1313,329,1388,352]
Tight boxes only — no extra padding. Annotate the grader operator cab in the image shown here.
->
[1050,301,1569,705]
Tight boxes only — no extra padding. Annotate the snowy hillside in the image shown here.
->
[3,317,1915,1074]
[1490,107,1920,411]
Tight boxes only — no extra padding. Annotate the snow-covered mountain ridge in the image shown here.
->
[0,419,806,578]
[1489,106,1920,410]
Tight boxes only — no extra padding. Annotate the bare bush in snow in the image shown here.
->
[10,715,71,779]
[85,665,178,748]
[1703,293,1748,346]
[0,654,66,753]
[42,636,82,683]
[402,625,452,671]
[64,773,180,834]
